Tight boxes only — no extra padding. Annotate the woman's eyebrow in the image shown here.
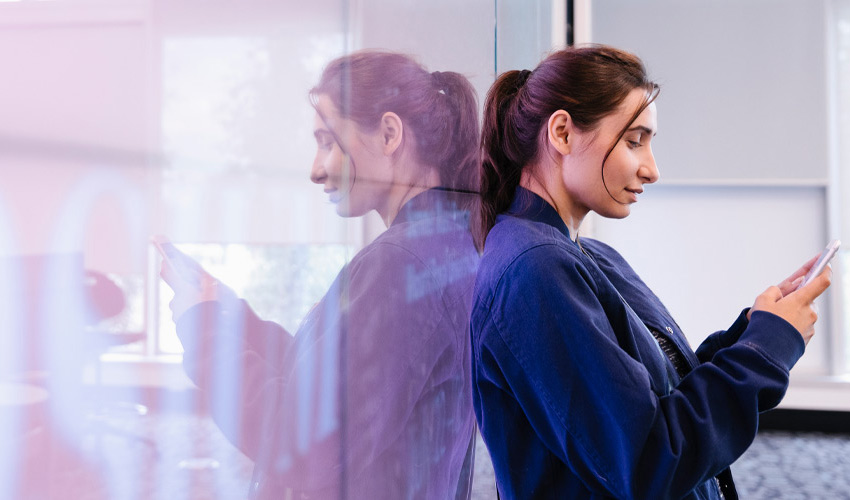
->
[627,125,656,136]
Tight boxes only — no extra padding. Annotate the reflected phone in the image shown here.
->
[152,236,204,288]
[798,239,841,289]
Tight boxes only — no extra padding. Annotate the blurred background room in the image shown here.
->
[0,0,847,498]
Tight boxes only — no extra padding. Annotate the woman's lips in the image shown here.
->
[325,188,340,203]
[624,187,643,203]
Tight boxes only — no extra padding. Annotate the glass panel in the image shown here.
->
[496,0,556,73]
[0,0,565,498]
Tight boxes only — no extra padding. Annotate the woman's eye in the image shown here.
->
[316,136,335,151]
[627,140,641,149]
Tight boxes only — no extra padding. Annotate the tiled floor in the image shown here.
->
[9,411,850,499]
[471,431,850,499]
[731,431,850,500]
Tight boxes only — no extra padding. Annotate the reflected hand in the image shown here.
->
[157,242,235,322]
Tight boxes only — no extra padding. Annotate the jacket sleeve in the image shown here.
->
[176,297,296,455]
[694,309,751,364]
[696,307,750,363]
[483,244,805,499]
[177,241,455,493]
[178,298,295,375]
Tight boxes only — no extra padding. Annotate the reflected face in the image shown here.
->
[563,88,659,219]
[310,95,391,218]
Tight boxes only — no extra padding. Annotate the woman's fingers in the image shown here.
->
[778,254,820,296]
[751,266,831,343]
[777,276,804,297]
[794,265,832,304]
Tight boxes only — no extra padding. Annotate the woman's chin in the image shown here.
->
[334,202,369,219]
[596,205,631,220]
[334,204,352,217]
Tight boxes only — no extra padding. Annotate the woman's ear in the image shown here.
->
[379,112,404,156]
[547,110,573,156]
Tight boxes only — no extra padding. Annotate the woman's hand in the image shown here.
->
[749,259,832,345]
[747,255,817,320]
[775,254,819,297]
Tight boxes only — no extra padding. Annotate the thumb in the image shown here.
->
[794,266,832,303]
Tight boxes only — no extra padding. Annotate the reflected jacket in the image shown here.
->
[470,187,806,499]
[176,188,480,499]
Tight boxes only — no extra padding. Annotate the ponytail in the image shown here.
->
[474,70,541,251]
[427,71,479,196]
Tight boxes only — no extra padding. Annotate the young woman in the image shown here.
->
[470,45,832,499]
[161,51,480,499]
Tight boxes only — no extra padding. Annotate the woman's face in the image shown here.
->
[561,88,659,220]
[310,94,392,218]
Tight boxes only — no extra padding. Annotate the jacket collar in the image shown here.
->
[392,187,470,227]
[507,187,574,242]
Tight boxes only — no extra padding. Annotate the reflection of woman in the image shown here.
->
[161,51,480,499]
[470,46,831,499]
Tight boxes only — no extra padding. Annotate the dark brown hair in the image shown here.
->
[475,45,659,250]
[310,50,479,195]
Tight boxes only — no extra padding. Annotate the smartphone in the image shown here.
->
[798,239,841,289]
[152,236,204,288]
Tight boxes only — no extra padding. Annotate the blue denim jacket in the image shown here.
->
[470,188,805,499]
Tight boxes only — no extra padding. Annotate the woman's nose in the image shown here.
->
[641,152,660,184]
[310,158,327,185]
